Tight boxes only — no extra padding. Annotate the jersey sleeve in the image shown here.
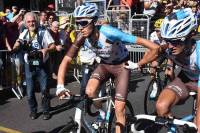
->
[100,25,137,44]
[196,41,200,87]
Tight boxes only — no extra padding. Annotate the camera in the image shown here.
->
[28,50,43,66]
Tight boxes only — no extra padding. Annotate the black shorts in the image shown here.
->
[165,71,197,101]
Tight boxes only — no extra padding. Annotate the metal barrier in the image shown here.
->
[125,45,147,63]
[131,14,150,39]
[55,0,76,13]
[0,50,23,99]
[0,50,11,88]
[106,5,131,33]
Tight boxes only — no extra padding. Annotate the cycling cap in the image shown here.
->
[161,8,197,41]
[154,18,163,30]
[73,3,99,18]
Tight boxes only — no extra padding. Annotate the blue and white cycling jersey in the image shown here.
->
[173,41,200,87]
[83,25,137,64]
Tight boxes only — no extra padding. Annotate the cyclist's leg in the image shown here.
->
[85,64,108,108]
[156,89,179,117]
[156,76,189,117]
[113,63,130,133]
[80,64,93,96]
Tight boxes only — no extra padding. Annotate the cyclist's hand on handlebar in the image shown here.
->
[56,85,71,99]
[124,61,139,70]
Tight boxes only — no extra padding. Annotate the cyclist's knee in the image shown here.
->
[156,100,170,116]
[85,87,96,97]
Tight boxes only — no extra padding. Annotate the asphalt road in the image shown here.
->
[0,70,194,133]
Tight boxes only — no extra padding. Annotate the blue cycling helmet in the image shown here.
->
[161,8,197,41]
[73,3,99,19]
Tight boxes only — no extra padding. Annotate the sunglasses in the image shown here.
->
[76,19,93,28]
[166,40,185,46]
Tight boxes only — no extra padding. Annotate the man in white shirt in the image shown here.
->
[13,12,55,120]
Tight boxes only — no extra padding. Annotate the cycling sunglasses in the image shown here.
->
[76,19,93,28]
[166,40,185,46]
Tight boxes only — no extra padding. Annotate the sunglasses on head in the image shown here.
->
[76,19,93,28]
[166,40,185,46]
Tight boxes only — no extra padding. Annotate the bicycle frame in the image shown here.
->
[62,94,113,133]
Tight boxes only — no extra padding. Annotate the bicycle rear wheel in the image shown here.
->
[108,100,134,133]
[144,79,162,115]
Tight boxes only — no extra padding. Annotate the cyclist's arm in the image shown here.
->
[195,41,200,132]
[136,37,160,67]
[56,33,85,97]
[100,25,160,66]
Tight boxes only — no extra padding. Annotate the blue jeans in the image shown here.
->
[24,62,49,113]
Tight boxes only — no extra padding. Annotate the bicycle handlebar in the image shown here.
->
[131,114,197,132]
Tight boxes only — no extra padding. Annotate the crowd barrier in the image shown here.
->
[131,14,150,39]
[0,50,11,88]
[55,0,76,13]
[106,5,131,34]
[0,50,23,99]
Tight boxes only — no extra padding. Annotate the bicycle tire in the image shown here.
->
[108,99,134,133]
[58,122,87,133]
[58,123,77,133]
[144,79,162,115]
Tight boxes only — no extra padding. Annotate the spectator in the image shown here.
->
[11,8,26,32]
[49,21,66,80]
[39,11,48,29]
[11,6,19,18]
[13,12,55,120]
[59,15,76,46]
[5,7,13,21]
[47,4,55,12]
[143,0,159,17]
[0,12,7,73]
[47,12,56,28]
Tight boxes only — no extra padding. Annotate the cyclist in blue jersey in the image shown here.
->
[155,8,200,131]
[56,3,160,133]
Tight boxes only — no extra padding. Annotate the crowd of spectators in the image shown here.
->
[0,0,200,119]
[0,5,75,119]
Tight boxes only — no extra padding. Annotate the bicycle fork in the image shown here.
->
[74,107,96,133]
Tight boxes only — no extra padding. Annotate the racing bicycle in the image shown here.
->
[144,64,171,115]
[58,78,134,133]
[131,91,197,133]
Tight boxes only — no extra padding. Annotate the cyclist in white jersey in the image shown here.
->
[155,8,200,131]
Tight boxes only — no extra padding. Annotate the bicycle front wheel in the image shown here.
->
[58,122,86,133]
[108,100,134,133]
[144,79,161,115]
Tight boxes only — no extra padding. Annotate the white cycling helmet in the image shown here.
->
[161,8,197,41]
[73,3,99,19]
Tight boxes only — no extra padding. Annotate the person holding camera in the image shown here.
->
[13,12,55,120]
